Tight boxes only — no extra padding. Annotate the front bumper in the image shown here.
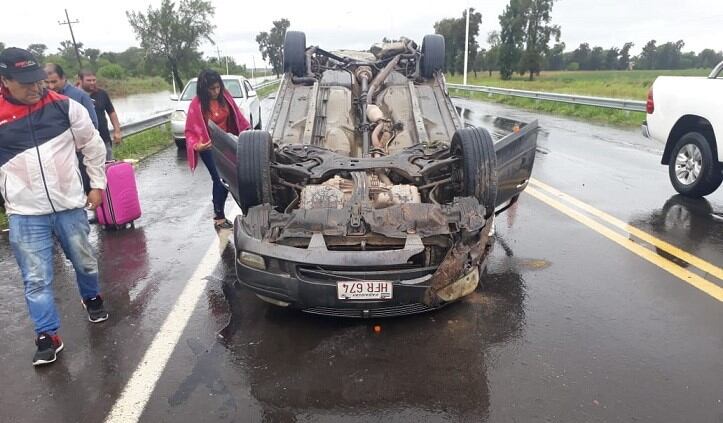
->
[232,215,493,318]
[171,120,185,140]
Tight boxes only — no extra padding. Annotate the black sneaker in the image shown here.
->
[33,333,64,366]
[214,219,233,230]
[82,296,109,323]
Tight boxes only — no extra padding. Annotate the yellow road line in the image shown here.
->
[525,186,723,302]
[530,178,723,281]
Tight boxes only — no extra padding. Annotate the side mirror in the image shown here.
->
[247,90,257,98]
[169,95,179,101]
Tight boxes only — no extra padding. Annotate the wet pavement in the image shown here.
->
[0,98,721,422]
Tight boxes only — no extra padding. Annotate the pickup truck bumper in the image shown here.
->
[641,121,651,138]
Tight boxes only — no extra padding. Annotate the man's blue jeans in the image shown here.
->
[9,208,101,335]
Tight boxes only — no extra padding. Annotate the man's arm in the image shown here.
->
[104,91,122,144]
[69,100,107,194]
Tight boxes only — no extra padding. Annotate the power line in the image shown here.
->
[58,9,83,69]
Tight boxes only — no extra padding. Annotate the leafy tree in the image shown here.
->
[486,31,501,76]
[519,0,560,80]
[655,40,684,69]
[571,43,590,70]
[618,42,634,70]
[604,47,619,70]
[697,49,723,68]
[98,64,125,79]
[498,0,526,80]
[126,0,216,89]
[84,48,101,66]
[589,46,605,70]
[637,40,657,69]
[256,18,291,77]
[27,44,48,61]
[433,9,483,77]
[545,42,565,70]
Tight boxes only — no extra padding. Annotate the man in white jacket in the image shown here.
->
[0,47,109,366]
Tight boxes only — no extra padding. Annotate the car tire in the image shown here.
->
[668,131,722,197]
[421,34,445,79]
[283,31,307,77]
[174,138,186,150]
[237,130,274,213]
[451,127,498,217]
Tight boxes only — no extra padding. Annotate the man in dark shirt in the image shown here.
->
[79,69,122,160]
[45,63,98,128]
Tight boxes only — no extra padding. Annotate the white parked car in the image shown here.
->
[642,62,723,197]
[171,75,262,149]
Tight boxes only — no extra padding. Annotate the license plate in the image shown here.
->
[337,281,393,300]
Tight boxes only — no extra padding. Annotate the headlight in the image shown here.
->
[239,251,266,270]
[171,111,187,122]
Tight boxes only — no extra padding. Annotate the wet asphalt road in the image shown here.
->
[0,97,721,423]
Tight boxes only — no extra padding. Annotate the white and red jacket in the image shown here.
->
[0,89,107,216]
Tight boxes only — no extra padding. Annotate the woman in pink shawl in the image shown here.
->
[185,69,250,229]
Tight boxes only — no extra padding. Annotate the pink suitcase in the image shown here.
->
[97,161,142,229]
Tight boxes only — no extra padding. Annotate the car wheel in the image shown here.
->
[421,34,445,79]
[237,130,273,213]
[451,127,498,217]
[668,131,722,197]
[283,31,307,77]
[174,138,186,149]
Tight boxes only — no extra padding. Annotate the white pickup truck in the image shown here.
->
[642,62,723,197]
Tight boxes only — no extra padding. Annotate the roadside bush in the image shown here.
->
[97,64,125,80]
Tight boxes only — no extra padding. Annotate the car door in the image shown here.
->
[243,79,260,128]
[493,119,539,211]
[223,78,252,127]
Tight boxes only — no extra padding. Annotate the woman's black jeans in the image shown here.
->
[199,149,229,220]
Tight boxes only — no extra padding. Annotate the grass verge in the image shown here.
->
[101,76,172,98]
[446,69,709,100]
[257,81,280,99]
[0,123,173,231]
[450,88,646,127]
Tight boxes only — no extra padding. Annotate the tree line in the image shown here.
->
[435,1,723,80]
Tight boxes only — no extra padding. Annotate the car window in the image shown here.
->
[180,82,197,101]
[224,80,244,98]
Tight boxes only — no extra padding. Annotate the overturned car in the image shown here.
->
[211,32,538,317]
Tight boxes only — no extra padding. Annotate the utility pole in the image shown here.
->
[463,7,470,85]
[58,9,83,69]
[251,56,256,81]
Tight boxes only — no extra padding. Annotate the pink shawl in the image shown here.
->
[184,89,251,171]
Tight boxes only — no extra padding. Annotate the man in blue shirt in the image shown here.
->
[44,63,98,128]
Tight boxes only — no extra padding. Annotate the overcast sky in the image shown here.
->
[1,0,721,68]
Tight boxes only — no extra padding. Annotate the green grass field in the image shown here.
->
[0,124,172,230]
[257,81,280,99]
[446,69,709,100]
[446,69,709,127]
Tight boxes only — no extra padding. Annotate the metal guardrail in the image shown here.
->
[118,79,281,137]
[447,83,647,113]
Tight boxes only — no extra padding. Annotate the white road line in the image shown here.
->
[104,213,237,422]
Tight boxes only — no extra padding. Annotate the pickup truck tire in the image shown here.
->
[668,131,723,197]
[452,127,498,217]
[421,34,445,78]
[283,31,307,77]
[237,130,274,213]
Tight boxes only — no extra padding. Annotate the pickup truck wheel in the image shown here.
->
[452,127,498,217]
[668,131,722,197]
[421,34,445,79]
[283,31,307,77]
[237,130,274,213]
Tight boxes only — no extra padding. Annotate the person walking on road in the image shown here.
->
[185,69,250,229]
[0,48,109,366]
[79,69,122,160]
